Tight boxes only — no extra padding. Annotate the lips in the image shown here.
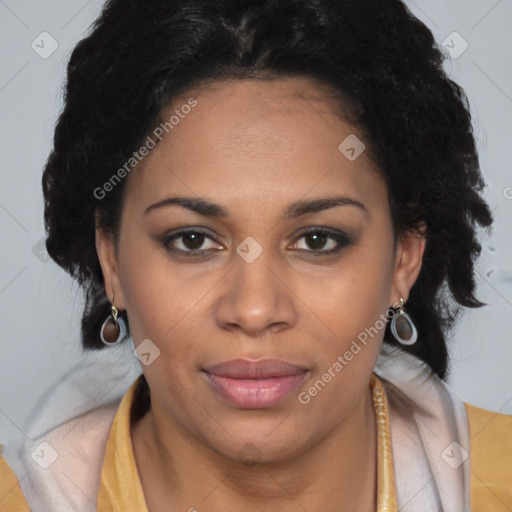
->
[202,358,308,408]
[203,358,307,379]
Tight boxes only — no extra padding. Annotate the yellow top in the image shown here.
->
[96,374,397,511]
[466,402,512,510]
[1,375,511,511]
[0,447,28,512]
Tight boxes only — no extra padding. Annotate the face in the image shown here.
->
[96,77,425,463]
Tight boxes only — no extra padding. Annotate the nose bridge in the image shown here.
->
[215,235,297,334]
[235,236,279,300]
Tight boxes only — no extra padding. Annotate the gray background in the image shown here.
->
[1,0,511,448]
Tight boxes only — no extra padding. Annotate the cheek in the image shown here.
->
[117,238,216,367]
[116,234,172,336]
[299,236,395,394]
[306,240,394,340]
[297,300,388,422]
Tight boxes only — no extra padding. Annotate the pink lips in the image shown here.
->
[202,358,308,408]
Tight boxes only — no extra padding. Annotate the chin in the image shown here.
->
[203,425,311,466]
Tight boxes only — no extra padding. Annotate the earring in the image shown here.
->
[100,294,127,346]
[390,298,418,346]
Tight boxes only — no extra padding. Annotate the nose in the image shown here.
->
[214,245,297,337]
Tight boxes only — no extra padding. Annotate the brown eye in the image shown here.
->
[292,228,351,255]
[162,229,222,254]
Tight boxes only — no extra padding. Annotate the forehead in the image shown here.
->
[122,77,386,217]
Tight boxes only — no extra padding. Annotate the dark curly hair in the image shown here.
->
[42,0,492,381]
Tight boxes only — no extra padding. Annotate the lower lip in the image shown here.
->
[203,371,308,408]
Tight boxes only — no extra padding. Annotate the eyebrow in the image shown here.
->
[143,195,368,219]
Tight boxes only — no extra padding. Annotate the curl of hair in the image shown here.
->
[42,0,492,380]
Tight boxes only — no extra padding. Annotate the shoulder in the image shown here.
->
[0,444,30,511]
[465,402,512,511]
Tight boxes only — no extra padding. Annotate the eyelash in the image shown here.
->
[160,227,351,258]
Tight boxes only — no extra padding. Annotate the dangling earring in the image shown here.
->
[390,298,418,346]
[100,293,127,346]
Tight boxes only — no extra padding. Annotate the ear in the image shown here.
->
[389,225,426,307]
[95,216,126,310]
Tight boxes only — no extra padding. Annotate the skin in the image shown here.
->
[96,77,426,512]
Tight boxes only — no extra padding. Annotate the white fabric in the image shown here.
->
[3,339,141,512]
[2,341,471,511]
[376,344,471,511]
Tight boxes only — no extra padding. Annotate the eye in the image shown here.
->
[291,228,351,255]
[161,227,351,258]
[162,229,223,254]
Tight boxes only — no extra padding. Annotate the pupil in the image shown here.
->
[307,233,327,250]
[183,233,204,250]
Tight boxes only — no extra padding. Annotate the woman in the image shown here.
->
[1,0,511,510]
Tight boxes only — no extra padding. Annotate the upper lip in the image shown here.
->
[203,358,308,379]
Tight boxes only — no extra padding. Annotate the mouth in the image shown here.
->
[202,358,309,409]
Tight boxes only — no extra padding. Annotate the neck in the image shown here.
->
[132,383,377,512]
